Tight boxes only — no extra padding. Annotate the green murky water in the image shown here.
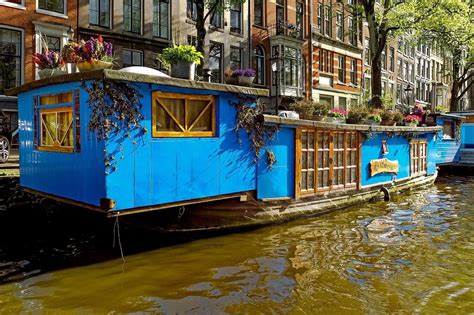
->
[0,175,473,313]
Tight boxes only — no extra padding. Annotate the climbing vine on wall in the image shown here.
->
[82,80,145,174]
[232,97,278,167]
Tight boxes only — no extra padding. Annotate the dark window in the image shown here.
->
[324,6,331,36]
[317,2,323,33]
[153,0,169,38]
[230,3,242,33]
[253,45,265,85]
[90,0,110,28]
[389,47,394,71]
[187,0,197,20]
[122,49,143,67]
[0,28,22,95]
[283,46,301,87]
[443,121,455,139]
[209,42,223,83]
[254,0,263,26]
[296,2,304,38]
[43,35,61,52]
[336,12,343,40]
[210,0,223,28]
[338,55,345,83]
[350,59,357,85]
[381,47,387,70]
[364,38,370,65]
[230,46,242,70]
[124,0,142,33]
[348,16,357,46]
[38,0,64,14]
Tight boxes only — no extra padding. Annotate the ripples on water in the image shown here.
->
[0,176,473,313]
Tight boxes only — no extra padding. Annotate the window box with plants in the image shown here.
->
[33,50,66,79]
[346,105,368,124]
[404,114,421,127]
[158,45,203,80]
[325,109,347,124]
[74,36,114,72]
[289,99,328,121]
[366,111,382,125]
[224,69,256,87]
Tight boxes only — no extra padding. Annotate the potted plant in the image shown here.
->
[404,114,421,127]
[312,102,329,120]
[347,106,368,124]
[61,41,80,73]
[224,68,256,86]
[393,111,404,126]
[159,45,203,80]
[290,99,315,120]
[435,105,447,113]
[366,112,382,125]
[32,49,66,79]
[380,110,395,126]
[325,109,348,124]
[75,36,114,72]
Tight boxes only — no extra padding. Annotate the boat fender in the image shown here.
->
[380,186,390,202]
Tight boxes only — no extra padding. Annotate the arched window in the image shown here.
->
[253,45,265,85]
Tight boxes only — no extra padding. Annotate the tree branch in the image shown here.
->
[203,0,220,23]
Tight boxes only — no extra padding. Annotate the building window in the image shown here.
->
[153,0,169,38]
[296,2,304,38]
[324,6,331,36]
[211,0,223,28]
[317,2,323,33]
[350,59,357,85]
[230,46,242,70]
[283,46,301,87]
[336,12,343,40]
[297,129,359,195]
[319,49,333,73]
[124,0,142,34]
[152,92,215,137]
[348,16,357,46]
[43,35,61,52]
[187,0,197,20]
[90,0,111,28]
[338,55,345,83]
[122,49,143,67]
[230,3,242,33]
[36,92,76,153]
[253,45,265,85]
[397,58,402,78]
[254,0,263,26]
[209,42,223,83]
[0,27,22,95]
[389,47,394,71]
[381,47,387,70]
[364,38,370,65]
[410,140,427,176]
[0,0,25,8]
[404,61,408,81]
[38,0,65,14]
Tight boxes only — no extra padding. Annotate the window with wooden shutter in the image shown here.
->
[152,92,216,137]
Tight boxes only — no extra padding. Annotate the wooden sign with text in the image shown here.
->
[370,158,399,176]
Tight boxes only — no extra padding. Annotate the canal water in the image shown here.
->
[0,175,473,313]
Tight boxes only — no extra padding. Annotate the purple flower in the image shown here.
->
[243,69,256,77]
[231,68,256,77]
[104,42,113,56]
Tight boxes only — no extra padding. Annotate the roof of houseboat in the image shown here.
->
[6,69,270,97]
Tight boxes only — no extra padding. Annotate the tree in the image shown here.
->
[190,0,246,71]
[416,0,473,111]
[354,0,447,108]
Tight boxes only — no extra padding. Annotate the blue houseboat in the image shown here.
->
[7,70,441,231]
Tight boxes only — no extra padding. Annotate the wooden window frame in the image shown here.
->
[410,140,427,177]
[152,92,216,138]
[296,128,360,198]
[35,91,78,153]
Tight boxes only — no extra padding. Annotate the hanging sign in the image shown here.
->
[370,158,399,176]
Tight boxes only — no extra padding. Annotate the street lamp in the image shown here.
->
[271,48,283,115]
[404,84,413,113]
[67,26,74,42]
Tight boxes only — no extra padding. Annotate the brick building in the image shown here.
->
[0,0,77,134]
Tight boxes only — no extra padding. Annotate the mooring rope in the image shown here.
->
[113,216,126,264]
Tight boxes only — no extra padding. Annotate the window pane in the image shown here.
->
[155,98,185,132]
[0,28,22,94]
[57,111,73,146]
[42,112,57,146]
[187,99,212,131]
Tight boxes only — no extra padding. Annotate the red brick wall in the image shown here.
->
[0,0,77,85]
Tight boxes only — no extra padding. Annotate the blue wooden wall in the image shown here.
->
[361,133,436,187]
[256,127,295,199]
[104,83,256,211]
[18,82,106,206]
[435,116,461,164]
[461,123,474,148]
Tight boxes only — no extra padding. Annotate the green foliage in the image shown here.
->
[348,105,369,121]
[158,45,204,66]
[435,105,447,113]
[393,111,404,123]
[380,110,394,121]
[290,99,328,116]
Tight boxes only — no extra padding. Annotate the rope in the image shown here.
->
[113,216,126,264]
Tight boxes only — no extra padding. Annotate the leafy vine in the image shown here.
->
[82,80,146,174]
[232,97,278,167]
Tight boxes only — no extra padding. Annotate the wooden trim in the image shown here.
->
[37,146,74,153]
[295,128,302,199]
[151,91,216,138]
[33,96,38,149]
[74,90,81,153]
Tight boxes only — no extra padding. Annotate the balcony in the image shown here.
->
[254,22,304,43]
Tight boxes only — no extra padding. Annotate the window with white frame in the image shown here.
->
[0,0,25,8]
[0,27,22,95]
[90,0,111,28]
[124,0,142,34]
[336,12,343,40]
[33,23,69,78]
[38,0,66,15]
[153,0,169,39]
[253,45,265,85]
[350,59,357,85]
[122,49,143,67]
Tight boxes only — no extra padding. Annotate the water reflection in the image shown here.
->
[0,175,473,313]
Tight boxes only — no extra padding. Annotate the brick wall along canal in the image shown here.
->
[0,175,473,313]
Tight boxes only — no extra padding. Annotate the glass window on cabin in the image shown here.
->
[410,140,427,176]
[152,92,215,137]
[35,91,79,153]
[443,121,455,139]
